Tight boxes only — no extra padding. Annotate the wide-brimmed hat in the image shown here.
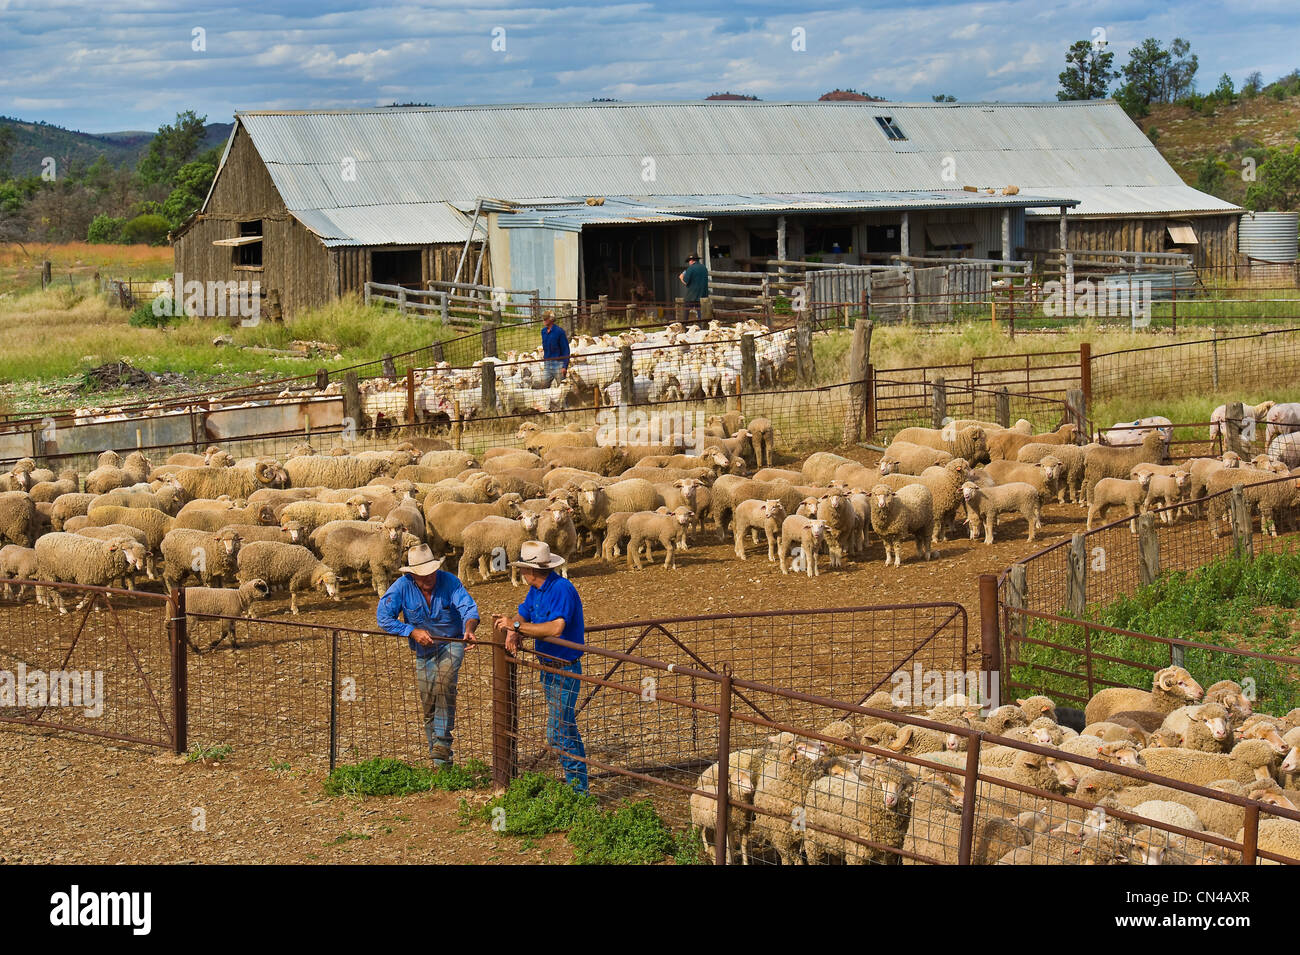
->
[686,253,699,262]
[400,543,444,575]
[511,540,566,570]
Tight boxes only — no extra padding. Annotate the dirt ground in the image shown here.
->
[0,445,1131,864]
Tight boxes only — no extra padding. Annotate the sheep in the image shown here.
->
[1085,667,1205,727]
[0,544,38,601]
[892,425,989,465]
[1265,402,1300,446]
[226,521,307,546]
[1184,452,1242,516]
[160,527,243,590]
[184,579,270,650]
[748,417,775,467]
[1208,400,1274,446]
[753,467,804,484]
[91,485,185,516]
[879,441,953,476]
[423,494,524,555]
[1086,477,1147,533]
[176,501,279,534]
[0,458,49,492]
[1016,441,1092,505]
[73,524,154,585]
[896,457,970,543]
[960,481,1040,544]
[536,502,578,575]
[235,541,339,614]
[1141,739,1285,788]
[869,483,934,567]
[574,479,660,535]
[733,499,786,561]
[284,455,393,490]
[598,510,639,561]
[171,461,285,500]
[689,762,757,864]
[983,456,1062,505]
[812,491,854,569]
[1204,466,1300,537]
[458,515,540,586]
[83,451,151,495]
[777,514,828,577]
[0,491,38,547]
[801,451,857,486]
[903,773,1029,865]
[1017,695,1059,724]
[1204,679,1253,723]
[1134,468,1191,523]
[1160,704,1233,753]
[382,497,426,545]
[701,429,754,464]
[84,505,174,553]
[803,755,916,865]
[624,509,692,570]
[278,497,371,536]
[748,734,829,864]
[28,471,80,503]
[987,423,1078,462]
[1082,431,1167,502]
[33,533,144,613]
[542,445,626,476]
[311,522,414,594]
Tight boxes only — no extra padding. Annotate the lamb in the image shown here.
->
[183,579,270,650]
[458,515,540,585]
[892,425,989,465]
[624,509,693,570]
[748,417,775,468]
[161,527,243,590]
[0,544,38,600]
[1139,469,1191,522]
[171,461,285,500]
[803,755,916,865]
[733,499,786,561]
[176,501,279,534]
[748,734,829,864]
[33,533,144,613]
[1086,477,1148,533]
[812,491,854,569]
[284,454,394,490]
[879,441,953,476]
[1184,452,1242,516]
[0,491,38,547]
[84,504,174,552]
[223,521,307,546]
[423,494,524,555]
[311,522,415,594]
[869,483,934,566]
[235,541,339,614]
[278,497,371,536]
[598,510,639,561]
[777,514,828,577]
[536,502,578,575]
[689,762,757,865]
[1082,431,1167,502]
[1017,442,1092,504]
[982,457,1062,506]
[961,481,1040,544]
[987,424,1078,462]
[1084,666,1205,726]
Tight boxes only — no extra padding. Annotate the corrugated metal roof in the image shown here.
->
[227,100,1238,245]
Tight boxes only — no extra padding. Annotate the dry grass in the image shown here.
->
[0,242,173,296]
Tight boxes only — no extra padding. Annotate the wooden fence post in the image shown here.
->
[481,321,498,359]
[619,344,635,406]
[382,353,397,381]
[1067,387,1086,439]
[491,640,519,788]
[481,360,497,412]
[1229,484,1253,558]
[995,387,1010,429]
[342,371,362,434]
[1137,513,1160,585]
[931,375,947,430]
[796,314,814,383]
[702,297,714,322]
[432,339,444,363]
[1007,563,1028,640]
[739,332,757,391]
[1066,533,1087,618]
[1224,401,1246,458]
[42,260,52,290]
[841,318,873,446]
[675,297,685,324]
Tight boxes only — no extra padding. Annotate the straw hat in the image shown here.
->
[399,543,444,576]
[510,540,566,570]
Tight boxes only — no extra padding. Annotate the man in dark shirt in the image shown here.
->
[540,310,570,385]
[678,253,709,321]
[377,544,479,767]
[492,540,587,793]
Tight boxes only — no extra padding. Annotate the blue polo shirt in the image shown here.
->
[518,571,584,661]
[541,322,570,367]
[377,571,480,659]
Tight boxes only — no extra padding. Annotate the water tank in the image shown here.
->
[1239,211,1299,262]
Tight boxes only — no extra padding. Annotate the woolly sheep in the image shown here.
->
[458,515,540,586]
[73,524,154,585]
[690,762,757,865]
[85,504,174,552]
[184,579,270,650]
[625,509,692,570]
[1204,466,1299,537]
[171,461,284,500]
[536,502,578,575]
[34,533,144,613]
[747,417,775,468]
[1084,666,1204,727]
[161,527,242,591]
[574,479,660,534]
[285,455,394,490]
[1086,477,1147,533]
[1183,452,1241,516]
[879,441,953,476]
[803,755,916,865]
[423,494,524,555]
[311,522,413,594]
[777,513,827,577]
[748,734,829,864]
[903,773,1029,865]
[1141,739,1285,788]
[869,483,933,567]
[235,541,339,614]
[1017,442,1092,505]
[0,544,37,600]
[961,481,1040,544]
[27,471,80,504]
[0,491,38,547]
[1082,432,1167,502]
[801,451,856,486]
[84,451,151,495]
[1136,468,1190,523]
[987,424,1078,462]
[892,425,989,465]
[733,499,785,561]
[176,501,279,534]
[1160,704,1233,753]
[278,497,371,536]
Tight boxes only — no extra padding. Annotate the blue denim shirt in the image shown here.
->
[541,322,570,366]
[377,572,480,659]
[518,571,584,661]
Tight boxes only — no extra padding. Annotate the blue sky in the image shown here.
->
[1,0,1297,133]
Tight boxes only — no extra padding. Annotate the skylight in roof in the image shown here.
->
[874,116,906,141]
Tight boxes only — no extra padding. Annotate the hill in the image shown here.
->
[0,117,233,178]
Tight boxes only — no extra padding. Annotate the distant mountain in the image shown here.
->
[0,117,233,178]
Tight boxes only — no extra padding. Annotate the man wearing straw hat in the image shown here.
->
[493,541,587,794]
[377,543,480,768]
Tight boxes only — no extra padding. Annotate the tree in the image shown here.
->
[1194,155,1227,197]
[87,213,125,244]
[1057,40,1117,100]
[1245,146,1300,211]
[1114,37,1199,114]
[161,149,218,229]
[1212,73,1235,104]
[932,93,956,102]
[136,110,207,187]
[1243,71,1263,98]
[0,124,13,179]
[1164,38,1198,101]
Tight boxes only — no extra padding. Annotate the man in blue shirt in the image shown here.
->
[377,543,480,767]
[678,253,709,319]
[493,540,587,794]
[540,310,570,386]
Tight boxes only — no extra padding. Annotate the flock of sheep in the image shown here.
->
[690,668,1300,865]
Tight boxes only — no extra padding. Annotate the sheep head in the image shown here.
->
[871,484,896,510]
[216,528,242,556]
[283,521,306,545]
[345,496,371,520]
[243,578,271,599]
[1154,666,1203,704]
[312,565,340,600]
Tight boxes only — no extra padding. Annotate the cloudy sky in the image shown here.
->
[1,0,1297,133]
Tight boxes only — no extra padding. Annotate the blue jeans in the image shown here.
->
[541,658,587,793]
[544,360,566,385]
[415,641,466,764]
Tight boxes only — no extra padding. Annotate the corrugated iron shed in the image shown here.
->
[218,100,1236,246]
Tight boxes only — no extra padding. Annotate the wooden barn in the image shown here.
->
[172,100,1238,317]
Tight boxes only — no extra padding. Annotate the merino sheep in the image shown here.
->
[176,501,279,534]
[1138,469,1191,523]
[0,544,38,600]
[235,541,339,614]
[34,533,144,613]
[84,451,151,495]
[278,497,371,536]
[1083,431,1167,502]
[982,457,1062,506]
[803,756,916,865]
[1085,667,1204,727]
[733,499,785,561]
[1086,477,1148,533]
[777,513,828,577]
[879,441,953,476]
[1017,442,1092,505]
[987,424,1078,462]
[0,491,38,547]
[574,479,660,535]
[543,445,626,476]
[892,425,989,465]
[423,494,524,555]
[690,761,758,865]
[161,527,243,590]
[625,509,692,570]
[748,417,775,468]
[74,524,154,585]
[869,483,934,566]
[85,504,174,552]
[748,734,829,864]
[285,455,393,490]
[1184,452,1242,516]
[802,452,857,486]
[536,502,578,575]
[1204,466,1299,537]
[27,471,80,504]
[184,579,270,650]
[311,522,411,594]
[458,515,539,586]
[1141,739,1284,787]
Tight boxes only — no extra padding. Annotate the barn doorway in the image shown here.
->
[371,249,424,287]
[581,225,674,302]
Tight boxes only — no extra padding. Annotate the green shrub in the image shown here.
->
[86,214,126,244]
[128,302,177,328]
[120,213,170,246]
[324,757,491,797]
[469,772,596,836]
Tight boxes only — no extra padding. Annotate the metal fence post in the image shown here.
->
[714,669,733,866]
[169,588,188,755]
[956,732,983,865]
[491,640,518,788]
[1242,804,1259,865]
[329,629,340,773]
[978,574,1002,692]
[405,367,416,425]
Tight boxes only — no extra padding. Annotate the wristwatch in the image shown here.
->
[511,620,521,634]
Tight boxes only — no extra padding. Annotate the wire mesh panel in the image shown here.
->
[0,583,174,748]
